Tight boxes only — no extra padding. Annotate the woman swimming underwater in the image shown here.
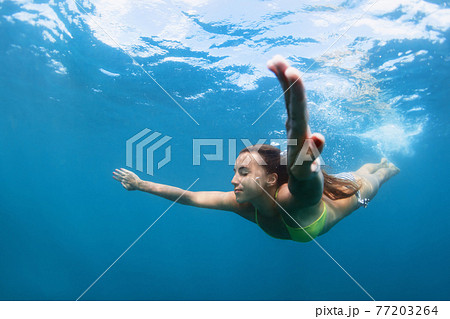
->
[113,55,399,242]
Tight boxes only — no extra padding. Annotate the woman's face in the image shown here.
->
[231,152,268,203]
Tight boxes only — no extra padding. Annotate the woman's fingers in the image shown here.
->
[272,55,290,80]
[113,168,132,182]
[285,67,306,105]
[115,168,135,179]
[267,59,278,75]
[285,66,308,126]
[113,171,124,178]
[112,174,123,182]
[268,56,308,126]
[118,168,131,174]
[114,169,125,176]
[120,168,138,178]
[311,133,325,155]
[113,168,138,191]
[268,55,291,107]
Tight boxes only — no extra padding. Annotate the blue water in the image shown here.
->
[1,0,449,301]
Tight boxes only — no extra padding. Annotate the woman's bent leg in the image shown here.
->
[356,160,399,199]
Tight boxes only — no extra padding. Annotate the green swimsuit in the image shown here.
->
[255,188,327,243]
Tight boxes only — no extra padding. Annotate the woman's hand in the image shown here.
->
[267,55,325,205]
[113,168,142,191]
[267,55,325,180]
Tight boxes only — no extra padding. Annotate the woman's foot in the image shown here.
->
[374,160,400,185]
[388,162,400,177]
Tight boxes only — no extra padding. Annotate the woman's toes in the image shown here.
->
[388,163,400,175]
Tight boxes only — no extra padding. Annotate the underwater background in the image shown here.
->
[0,0,449,300]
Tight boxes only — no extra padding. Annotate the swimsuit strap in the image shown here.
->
[274,187,280,199]
[333,172,370,208]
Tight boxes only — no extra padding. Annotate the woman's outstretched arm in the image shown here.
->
[267,55,325,207]
[112,168,247,214]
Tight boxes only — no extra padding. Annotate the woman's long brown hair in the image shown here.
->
[239,144,360,200]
